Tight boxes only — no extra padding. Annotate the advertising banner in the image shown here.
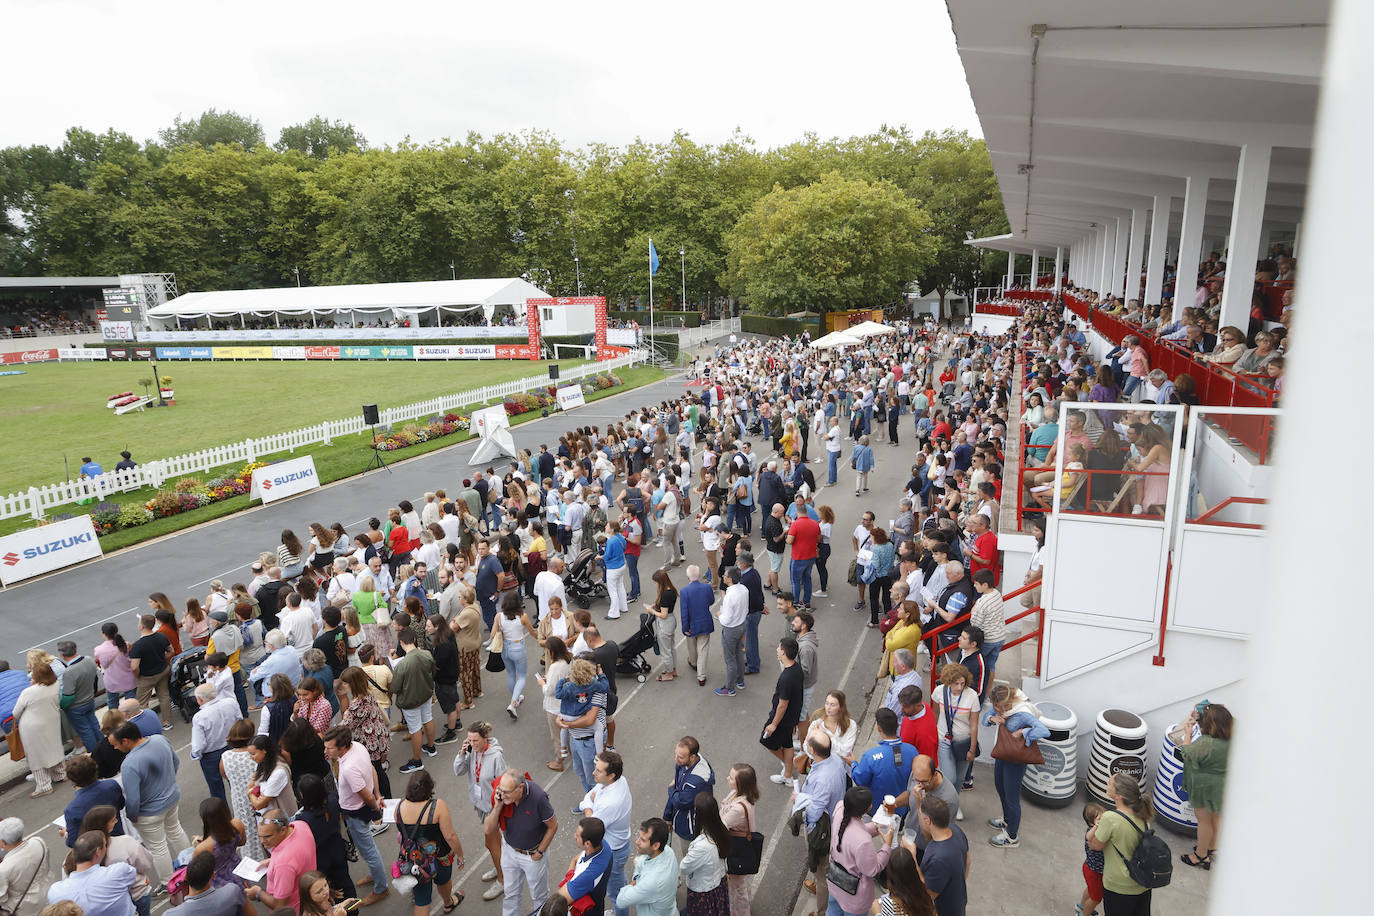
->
[598,345,631,359]
[377,345,414,359]
[249,455,320,504]
[305,346,340,360]
[494,345,535,360]
[139,326,522,343]
[273,346,307,360]
[212,346,274,360]
[555,384,586,411]
[0,516,103,586]
[340,346,379,359]
[155,347,212,360]
[100,321,136,341]
[59,348,108,360]
[415,345,457,359]
[132,347,154,360]
[107,348,129,361]
[0,348,60,365]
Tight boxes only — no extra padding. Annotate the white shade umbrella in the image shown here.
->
[811,330,863,350]
[846,320,896,338]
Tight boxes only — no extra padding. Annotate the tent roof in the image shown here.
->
[811,330,864,349]
[846,320,897,338]
[146,278,551,319]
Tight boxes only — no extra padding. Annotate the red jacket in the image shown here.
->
[899,703,939,762]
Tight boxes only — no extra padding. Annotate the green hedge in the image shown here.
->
[741,315,822,338]
[610,310,701,328]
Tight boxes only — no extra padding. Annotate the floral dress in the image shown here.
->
[222,748,265,860]
[340,695,390,767]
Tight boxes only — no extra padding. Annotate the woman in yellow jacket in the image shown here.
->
[876,600,924,680]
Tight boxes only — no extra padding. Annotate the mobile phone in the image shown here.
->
[343,899,361,913]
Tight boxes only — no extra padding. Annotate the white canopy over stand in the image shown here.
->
[811,330,863,350]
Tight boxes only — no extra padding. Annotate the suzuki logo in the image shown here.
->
[261,478,273,490]
[2,552,18,566]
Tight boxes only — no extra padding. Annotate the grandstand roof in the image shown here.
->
[146,278,551,319]
[947,0,1326,249]
[0,276,123,288]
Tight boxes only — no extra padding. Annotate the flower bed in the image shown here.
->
[503,389,556,417]
[84,461,266,535]
[373,412,471,452]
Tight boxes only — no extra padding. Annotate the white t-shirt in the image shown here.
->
[660,490,680,525]
[439,515,460,543]
[852,525,872,548]
[701,514,723,551]
[533,571,567,622]
[934,685,981,741]
[826,426,841,453]
[280,607,316,651]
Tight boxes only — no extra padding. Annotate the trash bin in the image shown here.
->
[1086,708,1149,805]
[1153,722,1197,835]
[1023,700,1078,808]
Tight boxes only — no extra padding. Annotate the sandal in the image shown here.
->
[443,891,464,912]
[1180,848,1211,870]
[656,672,677,681]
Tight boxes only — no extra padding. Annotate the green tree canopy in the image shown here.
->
[158,109,265,149]
[276,117,367,159]
[724,172,936,316]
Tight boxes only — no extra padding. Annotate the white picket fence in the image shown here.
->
[4,352,648,521]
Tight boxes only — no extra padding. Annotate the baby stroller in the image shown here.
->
[563,547,608,609]
[615,613,660,683]
[168,646,208,723]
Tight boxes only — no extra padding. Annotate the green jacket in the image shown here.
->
[391,648,436,710]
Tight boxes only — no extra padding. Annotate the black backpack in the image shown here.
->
[1110,812,1172,889]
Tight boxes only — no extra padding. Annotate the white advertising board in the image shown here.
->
[100,321,135,341]
[556,384,586,411]
[249,455,320,504]
[0,516,103,586]
[273,346,307,360]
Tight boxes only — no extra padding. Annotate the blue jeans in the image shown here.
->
[66,701,102,753]
[570,734,597,793]
[609,841,632,916]
[826,895,866,916]
[626,552,641,599]
[480,596,498,632]
[1123,375,1142,399]
[231,669,248,718]
[790,557,815,606]
[199,748,226,800]
[994,759,1027,839]
[343,809,390,890]
[938,736,974,790]
[104,689,135,711]
[134,893,151,916]
[980,641,1004,681]
[827,450,839,485]
[744,613,762,673]
[503,640,528,704]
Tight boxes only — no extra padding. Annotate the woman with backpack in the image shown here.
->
[1087,772,1161,915]
[395,769,465,915]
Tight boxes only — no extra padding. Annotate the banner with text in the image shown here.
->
[155,347,213,360]
[249,455,320,504]
[0,515,103,586]
[0,348,60,365]
[555,384,586,411]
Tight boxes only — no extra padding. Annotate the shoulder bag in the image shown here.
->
[990,722,1044,765]
[725,800,764,876]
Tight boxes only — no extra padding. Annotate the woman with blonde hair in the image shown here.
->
[13,660,65,796]
[798,690,859,770]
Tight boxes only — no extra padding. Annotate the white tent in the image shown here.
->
[845,320,896,338]
[144,277,550,327]
[811,330,864,350]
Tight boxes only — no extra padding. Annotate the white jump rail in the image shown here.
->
[5,352,648,521]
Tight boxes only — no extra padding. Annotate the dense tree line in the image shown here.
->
[0,112,1009,315]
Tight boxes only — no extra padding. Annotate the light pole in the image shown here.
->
[449,261,456,280]
[292,266,301,287]
[679,245,686,309]
[574,254,582,297]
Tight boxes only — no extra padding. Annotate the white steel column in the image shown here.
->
[1174,175,1209,322]
[1218,144,1272,331]
[1097,227,1112,297]
[1143,193,1171,307]
[1053,246,1064,295]
[1125,207,1147,303]
[1030,248,1040,286]
[1111,217,1129,299]
[1006,250,1015,289]
[1217,1,1367,912]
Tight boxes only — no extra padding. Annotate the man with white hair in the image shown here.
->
[882,649,921,715]
[0,817,47,914]
[326,557,357,607]
[189,682,239,801]
[534,557,568,623]
[248,630,303,697]
[678,566,716,688]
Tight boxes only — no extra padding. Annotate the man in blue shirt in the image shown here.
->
[112,723,190,887]
[679,567,716,687]
[850,709,918,817]
[474,539,504,632]
[79,456,103,478]
[557,817,612,914]
[47,831,138,916]
[796,732,848,916]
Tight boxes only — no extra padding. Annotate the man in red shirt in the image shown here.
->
[785,507,822,611]
[931,412,952,443]
[896,684,938,761]
[966,513,999,582]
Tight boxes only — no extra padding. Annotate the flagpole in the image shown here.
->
[648,238,655,353]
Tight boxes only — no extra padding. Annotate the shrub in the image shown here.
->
[741,314,822,338]
[174,477,207,495]
[118,503,154,528]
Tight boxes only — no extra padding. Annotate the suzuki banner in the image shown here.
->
[249,455,320,504]
[0,516,103,586]
[555,384,586,411]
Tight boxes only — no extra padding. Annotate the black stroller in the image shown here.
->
[563,547,608,609]
[615,613,660,683]
[168,646,208,722]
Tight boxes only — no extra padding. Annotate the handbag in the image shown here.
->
[5,726,23,762]
[485,647,506,673]
[725,801,763,876]
[990,722,1044,765]
[825,857,861,896]
[488,628,505,654]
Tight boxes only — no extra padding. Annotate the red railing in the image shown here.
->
[1004,289,1053,302]
[1061,292,1276,460]
[1191,496,1266,529]
[923,579,1044,693]
[974,303,1023,317]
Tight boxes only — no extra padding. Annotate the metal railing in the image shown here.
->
[923,579,1045,692]
[2,352,648,521]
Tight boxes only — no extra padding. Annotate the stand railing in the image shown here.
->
[922,579,1045,693]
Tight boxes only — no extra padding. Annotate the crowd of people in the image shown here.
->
[0,310,1232,916]
[0,304,98,337]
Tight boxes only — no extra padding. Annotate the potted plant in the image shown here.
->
[158,375,175,399]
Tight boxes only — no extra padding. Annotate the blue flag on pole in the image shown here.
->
[649,238,660,276]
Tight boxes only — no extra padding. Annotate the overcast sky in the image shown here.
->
[3,0,979,152]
